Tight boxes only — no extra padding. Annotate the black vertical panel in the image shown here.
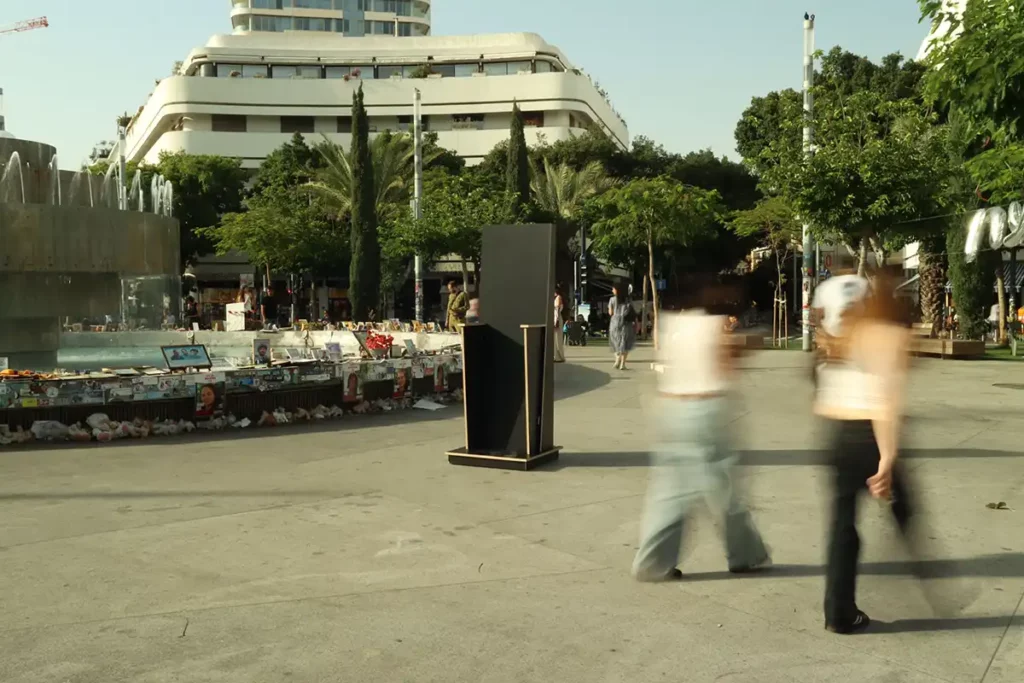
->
[470,224,555,456]
[523,325,547,455]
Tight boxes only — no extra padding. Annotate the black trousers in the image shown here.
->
[824,419,913,626]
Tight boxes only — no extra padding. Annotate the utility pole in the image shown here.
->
[801,12,816,352]
[413,88,424,322]
[118,123,128,211]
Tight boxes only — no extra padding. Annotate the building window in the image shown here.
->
[432,64,456,78]
[523,112,544,127]
[483,62,508,76]
[242,64,268,78]
[508,61,533,74]
[397,115,412,132]
[454,63,479,77]
[326,65,373,80]
[217,64,244,78]
[293,0,332,8]
[535,61,552,74]
[378,65,402,79]
[452,114,485,130]
[334,18,349,33]
[337,116,352,133]
[396,22,412,36]
[212,115,248,132]
[251,15,290,31]
[372,0,411,14]
[294,17,330,31]
[252,0,284,8]
[281,116,315,133]
[272,65,322,79]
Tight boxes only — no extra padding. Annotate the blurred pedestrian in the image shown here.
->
[466,297,480,324]
[815,276,913,634]
[632,279,770,581]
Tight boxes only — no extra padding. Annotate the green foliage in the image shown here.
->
[947,217,995,339]
[154,152,248,267]
[530,158,613,224]
[591,177,722,270]
[385,171,524,276]
[349,85,380,320]
[506,103,531,213]
[778,95,951,261]
[920,0,1024,203]
[731,196,801,297]
[307,130,447,224]
[407,64,435,79]
[205,133,345,276]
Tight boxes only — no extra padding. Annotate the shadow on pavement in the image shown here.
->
[548,448,1024,469]
[866,616,1016,634]
[0,489,342,501]
[684,553,1024,580]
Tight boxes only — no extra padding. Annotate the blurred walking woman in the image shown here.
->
[815,279,912,634]
[632,282,769,581]
[608,284,636,370]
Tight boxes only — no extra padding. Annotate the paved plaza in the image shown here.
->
[1,345,1022,682]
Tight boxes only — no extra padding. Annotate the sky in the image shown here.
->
[0,0,929,170]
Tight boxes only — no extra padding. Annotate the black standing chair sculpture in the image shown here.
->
[446,224,560,470]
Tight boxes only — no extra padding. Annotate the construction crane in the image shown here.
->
[0,16,49,36]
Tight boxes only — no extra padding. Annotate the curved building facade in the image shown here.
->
[115,32,629,169]
[230,0,431,37]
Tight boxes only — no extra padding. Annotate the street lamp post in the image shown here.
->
[413,88,424,322]
[801,12,817,352]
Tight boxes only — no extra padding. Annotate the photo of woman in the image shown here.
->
[194,383,223,419]
[344,372,360,402]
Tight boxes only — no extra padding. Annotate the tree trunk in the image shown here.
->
[918,242,946,337]
[857,238,868,277]
[775,250,784,347]
[648,238,659,350]
[996,266,1007,345]
[460,260,468,289]
[641,274,649,344]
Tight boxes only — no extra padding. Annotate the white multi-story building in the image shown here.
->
[113,30,629,170]
[230,0,431,38]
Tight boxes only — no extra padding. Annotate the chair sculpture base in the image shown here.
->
[446,447,561,471]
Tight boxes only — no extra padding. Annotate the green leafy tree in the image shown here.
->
[348,85,380,320]
[591,177,722,346]
[205,133,345,279]
[385,171,524,283]
[731,197,801,314]
[506,103,531,214]
[766,91,951,274]
[919,0,1024,199]
[155,152,248,267]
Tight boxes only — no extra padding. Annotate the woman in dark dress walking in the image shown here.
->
[608,284,636,370]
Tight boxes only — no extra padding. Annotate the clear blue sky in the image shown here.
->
[0,1,928,170]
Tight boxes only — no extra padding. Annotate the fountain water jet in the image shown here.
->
[1,151,26,203]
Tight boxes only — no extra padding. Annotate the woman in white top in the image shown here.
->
[632,281,770,581]
[815,277,912,634]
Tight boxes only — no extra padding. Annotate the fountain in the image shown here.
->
[48,154,62,205]
[67,171,95,208]
[0,135,180,369]
[128,169,144,212]
[1,151,25,203]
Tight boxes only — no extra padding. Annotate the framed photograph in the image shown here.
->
[161,345,212,370]
[324,341,342,361]
[252,338,272,366]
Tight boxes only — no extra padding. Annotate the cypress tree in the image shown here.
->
[348,84,380,320]
[505,102,530,214]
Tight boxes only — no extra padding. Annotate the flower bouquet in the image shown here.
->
[364,330,394,359]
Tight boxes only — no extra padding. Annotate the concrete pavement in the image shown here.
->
[1,344,1022,682]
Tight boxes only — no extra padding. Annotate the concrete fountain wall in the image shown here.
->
[0,137,180,369]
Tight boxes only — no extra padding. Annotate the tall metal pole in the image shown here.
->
[413,88,424,322]
[801,13,816,351]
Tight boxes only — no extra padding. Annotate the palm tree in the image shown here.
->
[306,131,442,221]
[530,158,613,226]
